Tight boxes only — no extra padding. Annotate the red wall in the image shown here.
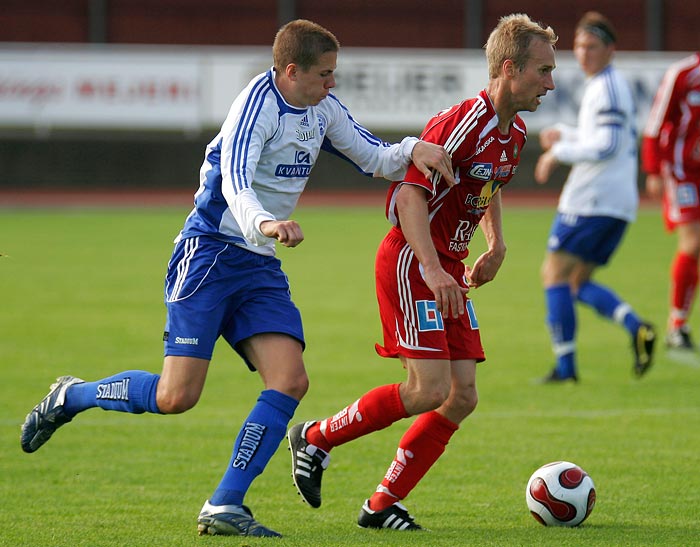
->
[1,0,697,51]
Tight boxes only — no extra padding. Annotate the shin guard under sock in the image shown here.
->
[311,383,408,450]
[369,411,458,509]
[63,370,161,416]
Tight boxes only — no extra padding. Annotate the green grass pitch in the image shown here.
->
[1,201,699,546]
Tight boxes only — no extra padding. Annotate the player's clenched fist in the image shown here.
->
[260,219,305,247]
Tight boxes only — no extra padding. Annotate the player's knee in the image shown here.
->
[459,386,479,415]
[285,372,309,401]
[412,385,451,414]
[267,370,309,402]
[445,385,478,421]
[156,389,200,414]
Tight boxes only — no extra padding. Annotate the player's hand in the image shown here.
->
[467,247,505,288]
[645,174,663,199]
[411,141,457,187]
[423,264,469,319]
[539,128,561,151]
[534,151,559,184]
[259,220,304,247]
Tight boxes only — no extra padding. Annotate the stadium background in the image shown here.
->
[1,0,698,196]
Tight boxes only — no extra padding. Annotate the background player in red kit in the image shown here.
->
[642,52,700,351]
[288,13,557,531]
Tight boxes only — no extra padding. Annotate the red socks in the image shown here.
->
[306,383,408,452]
[305,388,460,512]
[369,410,458,511]
[670,252,699,330]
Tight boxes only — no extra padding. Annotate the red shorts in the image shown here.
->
[374,228,485,362]
[662,165,700,231]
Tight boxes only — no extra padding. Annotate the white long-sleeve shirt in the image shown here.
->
[177,68,417,255]
[551,64,639,221]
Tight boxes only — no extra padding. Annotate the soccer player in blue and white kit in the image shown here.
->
[20,19,454,538]
[534,11,656,382]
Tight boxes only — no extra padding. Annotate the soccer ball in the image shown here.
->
[525,461,596,527]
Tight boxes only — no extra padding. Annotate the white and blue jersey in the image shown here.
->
[550,64,638,222]
[176,68,417,256]
[164,68,419,362]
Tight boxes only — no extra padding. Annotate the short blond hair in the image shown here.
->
[484,13,558,79]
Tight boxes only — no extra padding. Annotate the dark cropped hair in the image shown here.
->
[576,11,617,45]
[273,19,340,72]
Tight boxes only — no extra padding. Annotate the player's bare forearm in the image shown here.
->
[470,192,506,287]
[535,151,558,184]
[396,184,467,318]
[645,174,663,199]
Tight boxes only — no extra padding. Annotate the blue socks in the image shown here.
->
[63,370,161,416]
[63,375,298,508]
[545,281,644,379]
[577,281,642,334]
[210,389,298,507]
[545,284,577,378]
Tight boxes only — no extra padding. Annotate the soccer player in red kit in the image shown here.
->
[288,13,557,531]
[642,52,700,350]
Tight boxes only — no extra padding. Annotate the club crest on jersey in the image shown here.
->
[469,162,493,181]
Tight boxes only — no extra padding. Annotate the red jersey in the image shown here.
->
[642,53,700,180]
[385,89,527,261]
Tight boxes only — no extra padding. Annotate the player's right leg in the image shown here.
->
[20,357,209,453]
[288,382,411,509]
[541,250,579,382]
[667,222,700,349]
[663,187,700,350]
[21,235,225,453]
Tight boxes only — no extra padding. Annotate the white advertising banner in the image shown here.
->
[0,46,201,130]
[0,44,688,133]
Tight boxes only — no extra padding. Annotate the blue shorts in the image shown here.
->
[163,236,304,370]
[547,213,628,265]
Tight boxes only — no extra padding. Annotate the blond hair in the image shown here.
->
[484,13,558,79]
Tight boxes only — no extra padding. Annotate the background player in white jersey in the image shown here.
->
[288,13,557,531]
[534,11,656,382]
[642,53,700,351]
[19,19,455,538]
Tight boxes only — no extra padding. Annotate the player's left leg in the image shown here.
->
[198,333,307,537]
[359,358,477,530]
[569,218,657,377]
[575,273,656,376]
[289,361,450,509]
[667,221,700,349]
